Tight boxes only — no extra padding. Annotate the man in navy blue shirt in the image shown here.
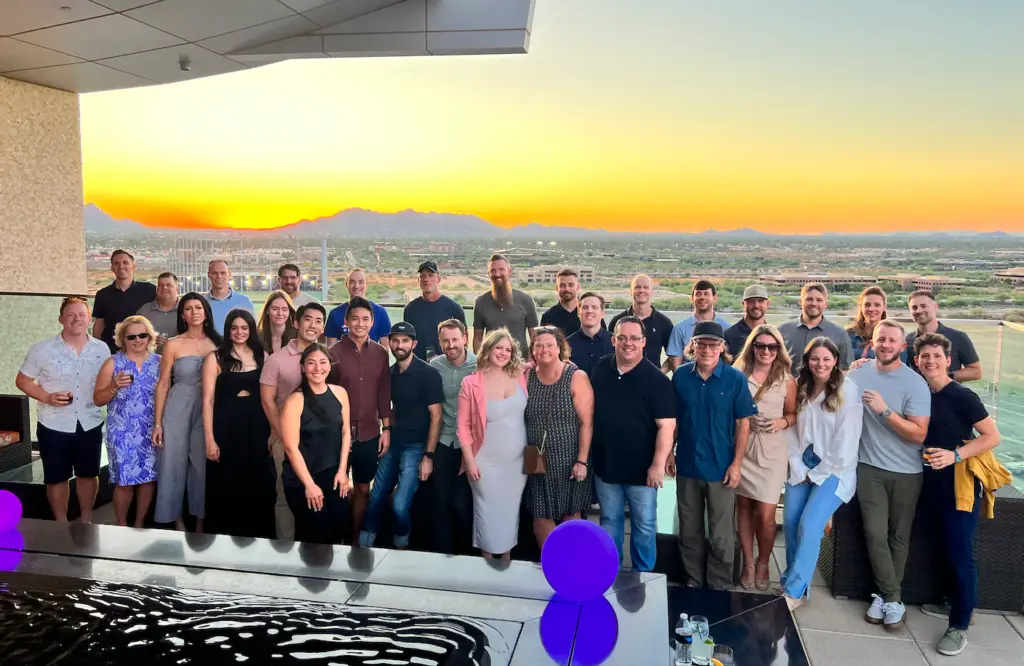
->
[325,268,392,346]
[672,321,757,589]
[567,292,614,376]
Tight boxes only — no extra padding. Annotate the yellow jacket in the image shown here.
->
[954,450,1013,519]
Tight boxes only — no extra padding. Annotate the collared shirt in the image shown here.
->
[541,303,582,337]
[289,291,320,308]
[724,319,755,358]
[93,279,157,352]
[778,315,854,374]
[429,351,478,446]
[590,355,675,486]
[905,322,980,375]
[567,328,614,376]
[259,338,304,407]
[673,359,757,482]
[608,305,674,369]
[324,301,392,343]
[790,379,863,503]
[667,313,733,358]
[136,299,179,341]
[20,334,110,433]
[403,295,466,360]
[328,336,392,441]
[474,289,539,356]
[206,289,254,335]
[391,356,444,445]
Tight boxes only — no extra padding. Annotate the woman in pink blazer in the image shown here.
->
[458,328,529,560]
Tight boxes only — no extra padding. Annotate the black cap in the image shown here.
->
[417,260,439,274]
[691,321,725,342]
[390,322,417,339]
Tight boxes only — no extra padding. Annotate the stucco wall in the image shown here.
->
[0,75,84,294]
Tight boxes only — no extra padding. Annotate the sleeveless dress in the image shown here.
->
[525,364,591,519]
[105,352,160,486]
[204,367,276,539]
[469,384,528,554]
[735,376,794,504]
[155,355,206,524]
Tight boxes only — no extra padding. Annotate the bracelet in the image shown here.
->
[573,460,588,468]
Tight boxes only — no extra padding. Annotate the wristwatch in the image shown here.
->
[381,425,392,432]
[423,450,435,460]
[879,408,892,420]
[954,449,962,463]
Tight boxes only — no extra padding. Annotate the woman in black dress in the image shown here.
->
[201,309,276,538]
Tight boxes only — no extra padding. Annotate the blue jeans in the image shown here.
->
[781,475,844,599]
[594,475,658,572]
[360,442,424,548]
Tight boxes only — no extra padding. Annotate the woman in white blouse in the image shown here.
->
[778,336,863,611]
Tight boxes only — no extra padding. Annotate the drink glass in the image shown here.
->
[690,616,711,665]
[690,616,710,642]
[713,645,734,666]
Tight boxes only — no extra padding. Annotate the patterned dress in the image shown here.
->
[525,364,591,519]
[105,352,160,486]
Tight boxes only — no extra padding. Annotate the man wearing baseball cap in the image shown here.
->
[361,322,444,548]
[724,285,771,357]
[404,260,466,362]
[672,320,757,589]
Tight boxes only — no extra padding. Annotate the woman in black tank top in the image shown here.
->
[279,344,353,544]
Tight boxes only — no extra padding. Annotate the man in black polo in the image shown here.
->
[590,316,676,571]
[92,249,156,353]
[541,268,582,336]
[359,322,443,549]
[724,284,770,357]
[567,292,614,376]
[608,274,673,370]
[905,290,982,382]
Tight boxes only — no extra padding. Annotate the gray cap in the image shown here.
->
[743,284,769,301]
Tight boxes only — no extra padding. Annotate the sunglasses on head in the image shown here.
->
[125,333,150,341]
[753,342,780,352]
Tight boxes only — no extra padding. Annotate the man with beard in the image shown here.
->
[724,285,770,357]
[403,261,465,361]
[360,322,443,549]
[849,320,931,630]
[904,290,981,382]
[779,282,853,374]
[667,280,732,371]
[541,268,585,336]
[325,268,392,347]
[567,292,615,376]
[277,263,320,307]
[609,274,673,370]
[92,249,156,353]
[473,253,538,357]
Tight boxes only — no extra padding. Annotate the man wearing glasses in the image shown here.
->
[671,321,757,589]
[589,316,676,572]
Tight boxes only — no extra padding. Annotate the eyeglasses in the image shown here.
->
[615,335,644,344]
[125,333,151,341]
[694,340,721,350]
[753,342,780,352]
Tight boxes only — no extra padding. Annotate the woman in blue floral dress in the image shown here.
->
[94,315,161,527]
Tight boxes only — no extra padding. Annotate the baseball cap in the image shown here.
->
[390,322,417,339]
[743,284,769,301]
[692,321,725,342]
[417,260,439,274]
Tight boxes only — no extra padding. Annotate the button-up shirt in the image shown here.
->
[429,351,478,446]
[790,379,863,503]
[567,328,614,376]
[206,288,254,335]
[673,359,757,482]
[328,336,392,442]
[667,313,733,358]
[260,338,304,407]
[778,315,854,374]
[20,334,110,433]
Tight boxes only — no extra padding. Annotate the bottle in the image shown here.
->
[674,613,693,665]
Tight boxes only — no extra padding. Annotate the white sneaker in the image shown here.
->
[882,601,906,630]
[865,594,885,624]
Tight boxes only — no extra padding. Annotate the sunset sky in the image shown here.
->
[80,0,1024,234]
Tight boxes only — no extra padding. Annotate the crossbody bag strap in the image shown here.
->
[537,366,564,454]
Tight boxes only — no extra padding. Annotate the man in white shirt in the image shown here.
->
[277,263,320,308]
[15,297,110,522]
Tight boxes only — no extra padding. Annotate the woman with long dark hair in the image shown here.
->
[154,293,221,532]
[280,343,352,544]
[257,290,297,353]
[779,337,863,611]
[201,309,275,538]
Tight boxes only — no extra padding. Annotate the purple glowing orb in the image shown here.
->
[541,519,618,603]
[0,490,22,533]
[0,529,24,572]
[540,596,618,666]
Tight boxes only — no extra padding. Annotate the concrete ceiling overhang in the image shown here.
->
[0,0,535,93]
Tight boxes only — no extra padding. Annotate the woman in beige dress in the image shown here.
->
[733,324,797,590]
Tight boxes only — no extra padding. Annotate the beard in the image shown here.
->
[559,291,576,304]
[875,351,900,367]
[491,278,513,307]
[393,348,412,361]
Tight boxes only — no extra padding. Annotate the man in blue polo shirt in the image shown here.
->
[567,292,614,376]
[325,268,392,346]
[205,259,253,335]
[673,321,757,589]
[667,279,732,371]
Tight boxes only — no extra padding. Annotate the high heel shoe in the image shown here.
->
[755,562,771,591]
[740,563,755,590]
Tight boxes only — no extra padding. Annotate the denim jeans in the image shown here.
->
[360,442,424,548]
[780,474,844,599]
[594,475,658,572]
[923,471,982,630]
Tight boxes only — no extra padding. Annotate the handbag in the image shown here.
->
[523,375,559,475]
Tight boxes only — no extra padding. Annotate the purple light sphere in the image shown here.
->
[0,529,24,572]
[0,490,22,533]
[541,519,618,602]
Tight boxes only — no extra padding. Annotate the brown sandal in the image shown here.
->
[740,563,756,590]
[755,562,771,591]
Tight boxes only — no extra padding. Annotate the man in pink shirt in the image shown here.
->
[260,302,327,540]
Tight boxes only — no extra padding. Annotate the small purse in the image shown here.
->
[523,376,558,476]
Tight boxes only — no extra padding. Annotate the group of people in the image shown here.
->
[15,250,1009,658]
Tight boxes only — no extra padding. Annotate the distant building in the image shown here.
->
[429,242,458,255]
[759,273,876,288]
[880,273,967,293]
[520,265,597,284]
[995,267,1024,286]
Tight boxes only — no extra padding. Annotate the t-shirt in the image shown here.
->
[608,306,674,369]
[259,339,304,407]
[403,295,466,360]
[906,322,980,375]
[473,289,539,356]
[289,291,320,307]
[667,314,733,358]
[849,362,932,474]
[390,356,445,445]
[541,303,582,337]
[324,301,392,343]
[93,279,157,352]
[590,355,676,486]
[923,381,989,482]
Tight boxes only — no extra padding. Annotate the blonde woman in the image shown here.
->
[257,290,297,354]
[847,286,904,362]
[93,315,161,527]
[733,325,797,590]
[457,328,529,560]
